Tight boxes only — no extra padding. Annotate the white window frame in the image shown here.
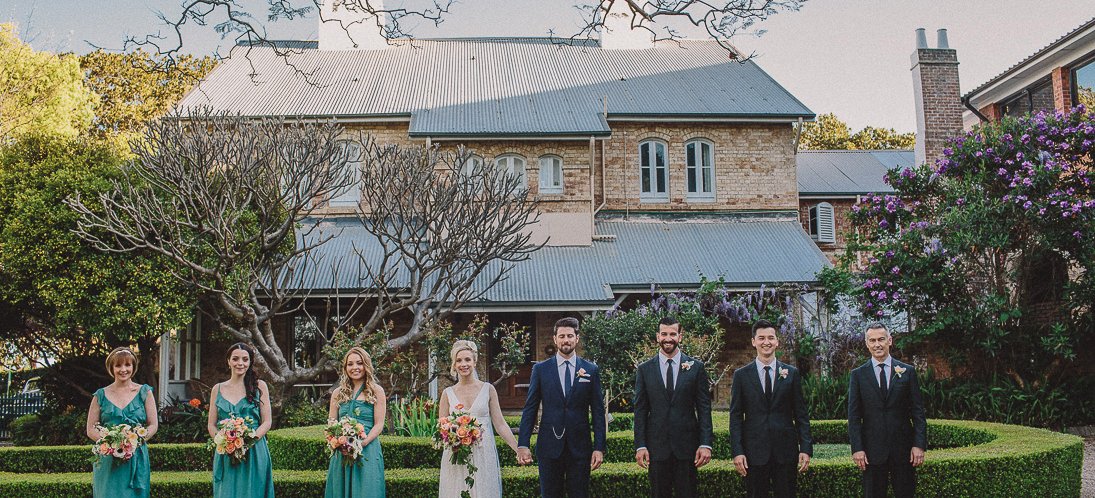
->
[328,141,362,208]
[809,202,836,243]
[538,155,564,194]
[639,140,669,202]
[685,139,715,201]
[495,154,528,194]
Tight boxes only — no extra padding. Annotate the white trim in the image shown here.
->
[685,139,716,201]
[607,116,808,123]
[538,155,564,194]
[639,139,669,202]
[966,26,1095,110]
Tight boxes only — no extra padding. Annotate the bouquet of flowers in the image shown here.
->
[90,423,146,465]
[432,404,484,498]
[209,416,259,464]
[324,416,367,464]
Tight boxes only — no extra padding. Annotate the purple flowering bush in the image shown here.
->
[832,106,1095,383]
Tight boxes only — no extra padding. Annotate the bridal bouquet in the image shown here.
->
[90,423,146,465]
[433,404,484,498]
[209,416,259,464]
[324,416,367,464]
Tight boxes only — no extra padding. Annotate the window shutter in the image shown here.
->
[816,202,836,243]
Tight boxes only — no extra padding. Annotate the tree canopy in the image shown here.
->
[799,113,915,151]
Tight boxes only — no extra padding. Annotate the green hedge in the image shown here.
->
[0,443,210,473]
[0,421,1081,497]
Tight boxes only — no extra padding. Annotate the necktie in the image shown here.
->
[764,365,772,400]
[563,360,572,399]
[665,359,675,399]
[879,364,889,399]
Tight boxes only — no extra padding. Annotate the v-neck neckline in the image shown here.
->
[451,382,487,411]
[103,385,142,411]
[219,391,247,407]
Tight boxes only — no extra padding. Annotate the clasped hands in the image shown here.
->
[852,447,924,471]
[635,447,712,469]
[516,448,604,470]
[732,453,811,477]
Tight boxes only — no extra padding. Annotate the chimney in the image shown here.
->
[318,0,388,50]
[911,28,963,167]
[599,1,655,50]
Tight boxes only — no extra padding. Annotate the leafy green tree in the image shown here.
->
[0,135,193,399]
[80,49,215,141]
[799,113,915,150]
[831,108,1095,385]
[0,24,97,140]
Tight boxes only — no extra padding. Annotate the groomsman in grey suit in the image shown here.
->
[848,322,927,498]
[633,316,714,498]
[729,319,813,498]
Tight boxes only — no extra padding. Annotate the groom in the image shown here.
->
[633,316,714,497]
[518,317,607,498]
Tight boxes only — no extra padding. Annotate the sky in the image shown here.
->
[4,0,1093,132]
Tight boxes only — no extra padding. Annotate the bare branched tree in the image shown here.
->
[65,109,357,395]
[341,142,543,349]
[131,1,804,72]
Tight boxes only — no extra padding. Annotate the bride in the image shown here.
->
[438,340,520,497]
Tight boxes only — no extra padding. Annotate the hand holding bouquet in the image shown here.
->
[90,423,146,465]
[432,404,484,498]
[209,416,259,464]
[325,416,367,464]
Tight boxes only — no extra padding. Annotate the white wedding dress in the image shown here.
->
[439,383,503,498]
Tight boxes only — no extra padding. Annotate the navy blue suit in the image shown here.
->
[519,356,607,498]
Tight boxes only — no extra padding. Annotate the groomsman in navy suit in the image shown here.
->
[729,319,813,498]
[518,317,607,498]
[848,322,927,498]
[633,316,714,497]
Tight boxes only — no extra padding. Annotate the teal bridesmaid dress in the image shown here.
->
[324,384,386,498]
[92,384,152,498]
[213,390,275,498]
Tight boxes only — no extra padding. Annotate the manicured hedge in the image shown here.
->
[0,443,210,473]
[0,420,1081,497]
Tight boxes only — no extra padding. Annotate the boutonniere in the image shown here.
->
[576,368,590,378]
[779,367,789,379]
[893,365,907,378]
[681,360,695,371]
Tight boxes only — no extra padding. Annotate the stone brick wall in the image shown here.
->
[798,198,857,263]
[911,48,964,167]
[1051,66,1073,112]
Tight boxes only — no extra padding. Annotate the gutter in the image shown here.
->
[962,95,990,125]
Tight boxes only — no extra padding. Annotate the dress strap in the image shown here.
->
[351,383,367,402]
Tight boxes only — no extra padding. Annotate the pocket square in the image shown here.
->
[578,378,591,383]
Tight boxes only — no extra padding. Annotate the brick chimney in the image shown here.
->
[318,0,387,50]
[910,28,963,167]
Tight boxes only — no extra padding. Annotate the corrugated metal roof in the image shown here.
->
[796,150,914,195]
[964,17,1095,100]
[178,38,813,136]
[289,214,830,308]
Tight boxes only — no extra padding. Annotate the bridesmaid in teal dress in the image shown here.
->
[325,346,387,498]
[207,342,275,498]
[86,347,158,498]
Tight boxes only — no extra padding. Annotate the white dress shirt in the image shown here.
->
[556,352,577,393]
[873,356,893,387]
[756,357,777,390]
[659,349,682,389]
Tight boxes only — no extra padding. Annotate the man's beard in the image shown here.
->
[660,341,678,354]
[557,344,574,354]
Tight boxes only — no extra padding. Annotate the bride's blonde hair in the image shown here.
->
[449,340,479,378]
[333,347,378,405]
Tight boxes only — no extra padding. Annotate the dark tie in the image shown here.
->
[879,364,889,399]
[665,359,675,399]
[763,365,772,399]
[563,360,572,399]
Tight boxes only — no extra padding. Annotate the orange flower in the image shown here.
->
[457,415,471,425]
[456,427,469,438]
[454,403,464,410]
[188,398,202,408]
[460,436,472,446]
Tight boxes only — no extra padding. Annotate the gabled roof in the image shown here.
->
[290,213,830,310]
[796,150,913,196]
[964,17,1095,101]
[177,38,813,137]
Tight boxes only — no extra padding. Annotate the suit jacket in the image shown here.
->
[633,354,714,461]
[728,360,813,466]
[518,356,607,459]
[847,358,928,464]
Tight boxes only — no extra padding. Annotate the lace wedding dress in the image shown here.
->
[438,383,503,498]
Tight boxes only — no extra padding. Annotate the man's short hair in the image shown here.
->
[554,317,580,335]
[752,319,778,337]
[866,322,889,334]
[658,315,681,330]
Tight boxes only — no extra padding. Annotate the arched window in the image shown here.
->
[809,202,836,243]
[329,140,362,207]
[639,140,668,202]
[459,154,484,177]
[495,154,527,194]
[685,139,715,201]
[538,155,564,194]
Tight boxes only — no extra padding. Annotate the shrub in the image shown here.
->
[388,395,438,437]
[0,443,210,473]
[0,421,1081,497]
[155,397,209,443]
[9,408,87,446]
[278,390,328,428]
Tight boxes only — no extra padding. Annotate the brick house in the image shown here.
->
[963,17,1095,128]
[159,4,833,409]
